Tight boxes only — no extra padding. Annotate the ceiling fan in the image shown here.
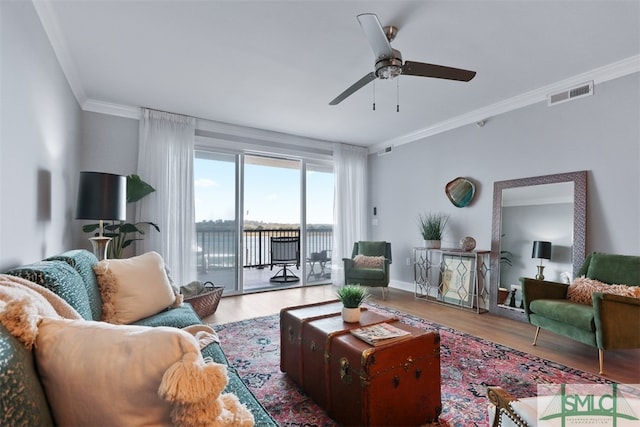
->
[329,13,476,106]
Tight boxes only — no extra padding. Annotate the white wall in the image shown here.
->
[0,1,82,270]
[369,73,640,289]
[75,112,139,251]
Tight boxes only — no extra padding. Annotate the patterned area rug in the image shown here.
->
[213,303,610,426]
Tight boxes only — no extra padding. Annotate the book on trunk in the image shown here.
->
[350,322,411,346]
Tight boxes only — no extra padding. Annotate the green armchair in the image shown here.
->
[522,252,640,374]
[343,241,392,298]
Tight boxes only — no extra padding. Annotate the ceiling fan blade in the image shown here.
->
[357,13,394,61]
[403,61,476,82]
[329,72,377,105]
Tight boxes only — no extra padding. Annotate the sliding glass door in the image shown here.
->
[243,155,301,291]
[305,163,334,284]
[193,152,240,292]
[194,149,333,294]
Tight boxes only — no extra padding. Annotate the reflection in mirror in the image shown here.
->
[490,171,587,321]
[501,182,574,288]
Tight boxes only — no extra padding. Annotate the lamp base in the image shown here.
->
[89,237,111,261]
[535,265,545,280]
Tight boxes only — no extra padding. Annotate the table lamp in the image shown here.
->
[75,172,126,260]
[531,240,552,280]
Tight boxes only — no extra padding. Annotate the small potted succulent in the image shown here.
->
[337,284,368,322]
[418,212,449,249]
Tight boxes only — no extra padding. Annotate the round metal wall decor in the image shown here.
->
[445,177,476,208]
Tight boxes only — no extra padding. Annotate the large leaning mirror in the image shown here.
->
[490,170,587,321]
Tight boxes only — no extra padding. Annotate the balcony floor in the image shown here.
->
[197,262,333,294]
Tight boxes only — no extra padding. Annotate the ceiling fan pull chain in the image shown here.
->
[373,80,376,111]
[397,78,400,112]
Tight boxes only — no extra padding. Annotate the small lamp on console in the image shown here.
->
[531,240,552,280]
[75,172,126,260]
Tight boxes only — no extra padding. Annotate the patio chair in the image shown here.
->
[270,236,300,283]
[307,249,331,281]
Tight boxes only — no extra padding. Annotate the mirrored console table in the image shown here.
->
[413,248,490,314]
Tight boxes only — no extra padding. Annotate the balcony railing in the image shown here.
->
[195,226,333,271]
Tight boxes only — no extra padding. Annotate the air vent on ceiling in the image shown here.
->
[547,81,594,106]
[377,146,393,156]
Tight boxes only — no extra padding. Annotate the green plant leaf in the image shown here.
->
[82,223,100,233]
[118,222,144,234]
[337,284,368,308]
[143,222,160,233]
[417,212,449,240]
[127,174,156,203]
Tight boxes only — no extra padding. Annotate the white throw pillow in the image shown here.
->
[94,251,177,324]
[35,317,253,427]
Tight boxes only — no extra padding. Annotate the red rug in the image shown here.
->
[213,303,611,426]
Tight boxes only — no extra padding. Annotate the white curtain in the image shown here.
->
[137,108,196,285]
[332,143,368,281]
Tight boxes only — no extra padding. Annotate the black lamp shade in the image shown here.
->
[532,241,552,260]
[75,172,126,221]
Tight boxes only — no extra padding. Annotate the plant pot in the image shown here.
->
[342,307,361,323]
[424,240,441,249]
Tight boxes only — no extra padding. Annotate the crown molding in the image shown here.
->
[369,55,640,154]
[82,99,141,120]
[33,0,87,107]
[81,100,335,154]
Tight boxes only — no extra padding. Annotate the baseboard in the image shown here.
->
[389,280,414,294]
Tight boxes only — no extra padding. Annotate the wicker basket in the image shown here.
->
[183,282,224,318]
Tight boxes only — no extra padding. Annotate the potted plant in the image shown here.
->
[82,174,159,259]
[417,212,449,249]
[336,284,368,322]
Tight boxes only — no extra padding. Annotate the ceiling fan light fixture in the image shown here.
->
[375,57,403,79]
[377,64,402,79]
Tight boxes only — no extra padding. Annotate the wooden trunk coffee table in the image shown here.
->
[280,300,442,426]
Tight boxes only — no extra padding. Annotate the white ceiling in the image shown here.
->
[36,1,640,149]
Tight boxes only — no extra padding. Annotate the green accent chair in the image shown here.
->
[522,252,640,374]
[343,241,392,299]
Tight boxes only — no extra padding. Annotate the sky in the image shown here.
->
[194,155,334,225]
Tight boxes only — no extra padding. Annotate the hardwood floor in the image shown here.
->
[204,284,640,385]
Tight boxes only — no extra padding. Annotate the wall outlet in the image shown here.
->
[406,257,411,266]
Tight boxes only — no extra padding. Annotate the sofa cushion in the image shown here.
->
[567,277,640,305]
[202,341,230,366]
[0,324,55,426]
[529,299,595,331]
[46,249,102,320]
[134,303,202,329]
[353,254,385,269]
[5,261,93,320]
[586,252,640,286]
[93,252,178,324]
[35,317,253,427]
